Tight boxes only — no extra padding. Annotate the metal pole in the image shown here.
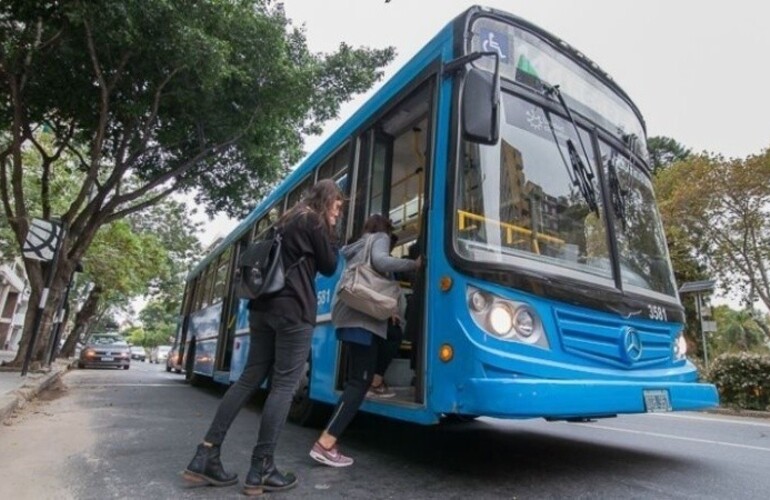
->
[695,292,709,370]
[21,223,66,376]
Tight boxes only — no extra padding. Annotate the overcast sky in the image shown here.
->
[201,0,770,245]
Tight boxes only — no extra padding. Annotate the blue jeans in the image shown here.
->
[204,310,313,458]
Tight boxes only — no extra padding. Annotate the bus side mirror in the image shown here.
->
[461,67,500,145]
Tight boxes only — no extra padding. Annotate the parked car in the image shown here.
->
[165,345,183,373]
[130,346,146,362]
[78,334,131,370]
[151,345,172,364]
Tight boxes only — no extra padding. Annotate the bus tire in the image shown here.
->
[184,343,203,387]
[288,361,330,427]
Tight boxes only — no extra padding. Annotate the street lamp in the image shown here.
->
[679,280,716,369]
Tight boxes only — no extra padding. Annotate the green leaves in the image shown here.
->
[655,148,770,311]
[2,1,394,364]
[2,0,395,224]
[708,352,770,410]
[647,136,691,173]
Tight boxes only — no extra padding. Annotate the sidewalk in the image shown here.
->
[0,349,74,423]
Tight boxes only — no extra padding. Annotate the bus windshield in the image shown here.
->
[470,17,648,160]
[598,141,678,296]
[456,92,614,286]
[455,91,677,297]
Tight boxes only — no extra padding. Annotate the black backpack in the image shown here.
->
[234,228,303,300]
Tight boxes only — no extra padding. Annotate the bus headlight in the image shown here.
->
[489,304,514,336]
[466,286,549,348]
[469,290,488,312]
[673,331,687,360]
[513,307,536,339]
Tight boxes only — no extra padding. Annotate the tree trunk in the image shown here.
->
[55,301,75,358]
[4,257,74,370]
[61,285,104,356]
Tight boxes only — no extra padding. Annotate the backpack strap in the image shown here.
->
[273,224,307,279]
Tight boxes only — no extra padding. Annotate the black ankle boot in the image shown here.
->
[243,454,298,496]
[182,443,238,488]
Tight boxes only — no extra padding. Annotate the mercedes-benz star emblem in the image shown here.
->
[622,327,643,363]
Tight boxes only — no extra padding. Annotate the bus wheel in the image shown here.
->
[184,343,203,387]
[288,361,330,427]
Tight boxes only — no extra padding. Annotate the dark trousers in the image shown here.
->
[203,310,313,458]
[375,321,402,377]
[325,340,378,438]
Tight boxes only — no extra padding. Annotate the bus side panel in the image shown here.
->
[228,299,251,383]
[308,260,343,405]
[188,302,223,377]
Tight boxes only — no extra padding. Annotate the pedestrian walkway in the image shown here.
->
[0,349,74,423]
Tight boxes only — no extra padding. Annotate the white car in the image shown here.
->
[151,345,172,364]
[130,346,146,361]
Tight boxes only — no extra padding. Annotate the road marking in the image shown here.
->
[647,412,770,428]
[573,423,770,452]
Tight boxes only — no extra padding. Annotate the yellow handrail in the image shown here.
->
[457,210,565,249]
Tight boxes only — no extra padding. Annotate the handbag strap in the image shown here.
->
[361,233,376,267]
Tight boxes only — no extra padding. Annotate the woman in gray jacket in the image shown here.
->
[309,214,421,467]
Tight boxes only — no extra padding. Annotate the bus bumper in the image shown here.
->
[460,378,719,419]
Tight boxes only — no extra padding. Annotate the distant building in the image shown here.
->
[0,257,30,351]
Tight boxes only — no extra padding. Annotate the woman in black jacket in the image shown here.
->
[183,179,343,496]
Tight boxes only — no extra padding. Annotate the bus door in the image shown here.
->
[212,247,236,380]
[342,80,435,405]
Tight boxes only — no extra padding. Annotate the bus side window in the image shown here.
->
[317,142,352,241]
[287,175,313,209]
[256,201,284,238]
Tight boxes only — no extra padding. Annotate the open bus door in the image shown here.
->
[337,79,434,406]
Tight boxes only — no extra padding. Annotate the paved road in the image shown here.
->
[1,361,769,499]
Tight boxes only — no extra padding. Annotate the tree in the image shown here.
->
[58,219,169,357]
[647,136,691,173]
[1,0,394,368]
[655,148,770,327]
[128,198,202,313]
[650,137,707,353]
[709,305,769,357]
[139,299,177,348]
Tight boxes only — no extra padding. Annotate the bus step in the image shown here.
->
[213,371,231,384]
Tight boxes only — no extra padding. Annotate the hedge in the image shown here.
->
[706,352,770,411]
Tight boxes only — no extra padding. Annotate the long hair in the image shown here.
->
[361,213,393,237]
[282,179,344,235]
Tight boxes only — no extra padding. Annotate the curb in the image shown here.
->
[0,360,75,424]
[704,407,770,420]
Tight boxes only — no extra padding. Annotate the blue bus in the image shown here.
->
[176,5,718,425]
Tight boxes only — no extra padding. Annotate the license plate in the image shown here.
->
[102,356,114,362]
[643,389,671,412]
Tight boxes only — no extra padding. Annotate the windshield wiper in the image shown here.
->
[541,83,599,215]
[607,155,627,231]
[566,139,599,215]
